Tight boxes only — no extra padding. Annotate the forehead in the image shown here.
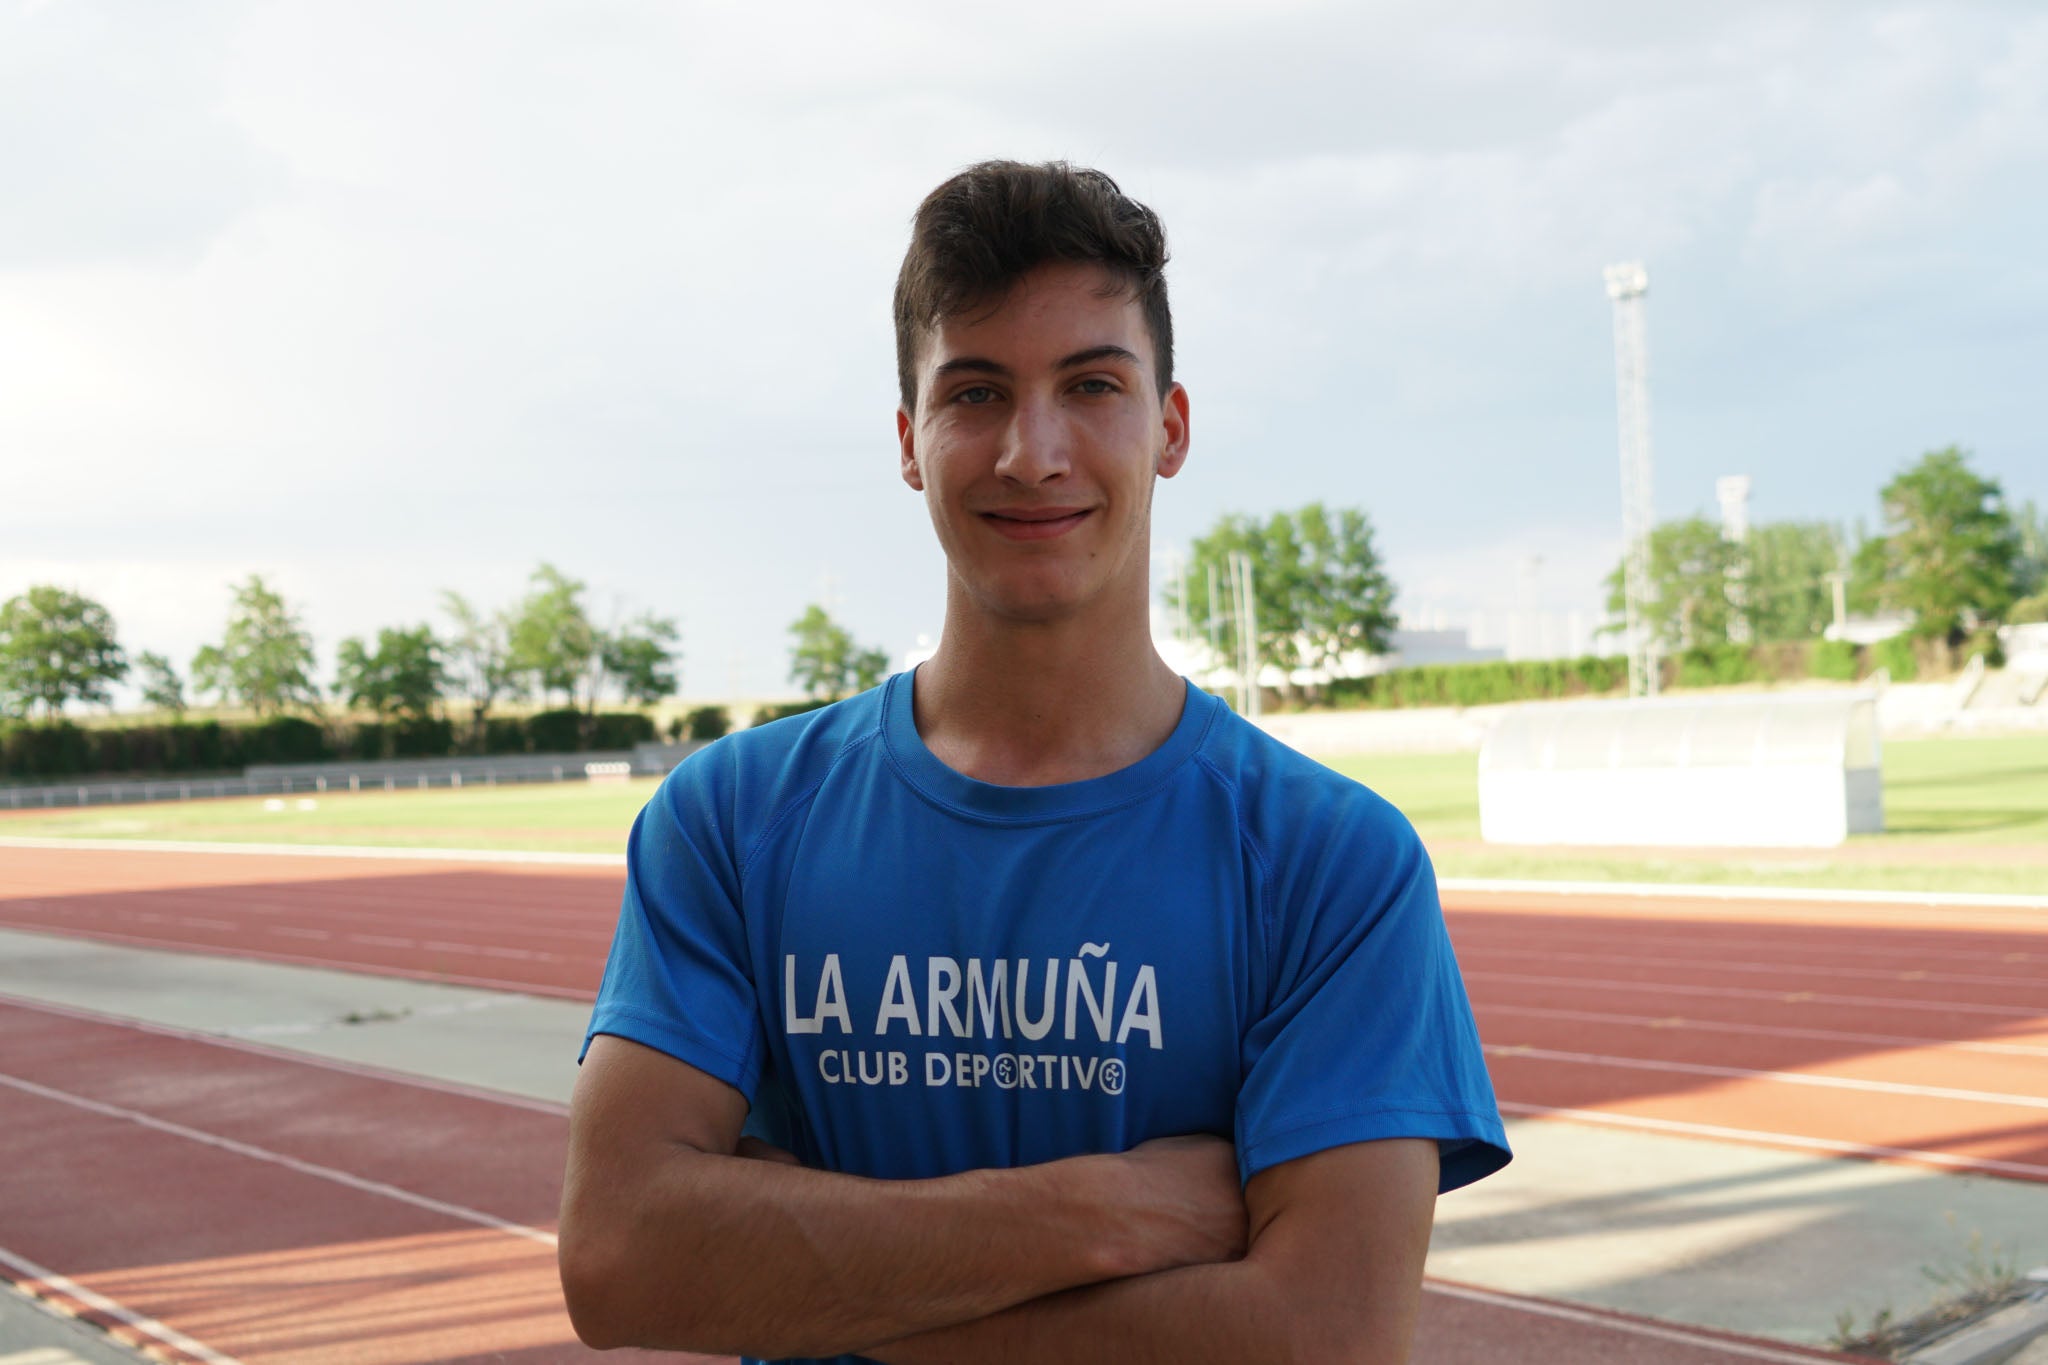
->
[922,262,1151,369]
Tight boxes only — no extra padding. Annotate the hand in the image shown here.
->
[1107,1135,1248,1275]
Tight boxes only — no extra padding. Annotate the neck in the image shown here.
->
[914,570,1185,787]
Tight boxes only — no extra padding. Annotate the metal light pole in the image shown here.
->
[1605,261,1659,697]
[1717,475,1753,645]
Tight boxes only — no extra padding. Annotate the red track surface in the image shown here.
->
[0,994,1866,1365]
[3,844,2044,1183]
[0,998,700,1365]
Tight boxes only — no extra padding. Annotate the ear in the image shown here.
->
[896,406,924,492]
[1155,383,1191,480]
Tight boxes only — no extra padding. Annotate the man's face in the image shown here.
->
[896,262,1190,625]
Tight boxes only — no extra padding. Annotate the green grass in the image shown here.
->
[1332,735,2048,896]
[3,735,2044,894]
[0,779,659,854]
[1331,735,2048,849]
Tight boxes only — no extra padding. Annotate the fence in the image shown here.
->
[1,742,707,812]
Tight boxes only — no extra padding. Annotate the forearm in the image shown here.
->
[866,1140,1439,1365]
[868,1254,1409,1365]
[560,1146,1149,1359]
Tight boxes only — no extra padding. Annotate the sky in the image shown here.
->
[4,0,2045,700]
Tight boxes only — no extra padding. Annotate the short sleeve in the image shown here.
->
[1235,799,1510,1193]
[579,744,768,1100]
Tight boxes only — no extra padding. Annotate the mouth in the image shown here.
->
[980,508,1094,541]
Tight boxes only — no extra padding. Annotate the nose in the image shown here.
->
[992,392,1072,486]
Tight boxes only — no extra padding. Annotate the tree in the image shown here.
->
[1603,517,1742,651]
[136,651,186,714]
[788,605,889,702]
[0,585,129,719]
[601,612,682,706]
[1745,521,1846,642]
[2006,499,2048,624]
[191,574,320,715]
[507,563,598,706]
[441,590,520,741]
[333,625,447,722]
[1862,446,2021,650]
[1168,503,1398,700]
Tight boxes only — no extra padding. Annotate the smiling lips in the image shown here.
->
[980,507,1094,541]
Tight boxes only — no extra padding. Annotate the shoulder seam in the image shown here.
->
[1193,752,1278,956]
[737,723,885,884]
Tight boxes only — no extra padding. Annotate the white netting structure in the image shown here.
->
[1479,693,1883,847]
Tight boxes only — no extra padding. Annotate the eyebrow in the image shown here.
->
[930,344,1143,380]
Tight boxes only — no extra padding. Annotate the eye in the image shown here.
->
[955,385,1000,404]
[1074,378,1119,396]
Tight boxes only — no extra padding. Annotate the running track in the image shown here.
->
[4,844,2043,1184]
[6,842,2035,1362]
[0,997,1865,1365]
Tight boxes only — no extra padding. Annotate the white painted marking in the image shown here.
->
[1424,1280,1848,1363]
[1486,1043,2048,1110]
[0,1349,86,1365]
[1439,876,2048,913]
[1462,923,2044,970]
[0,926,584,1001]
[1466,969,2045,1018]
[1500,1101,2048,1180]
[346,934,416,949]
[0,992,567,1116]
[266,926,332,941]
[0,1243,242,1364]
[1477,1002,2048,1059]
[1469,944,2048,992]
[4,836,2039,908]
[0,836,624,868]
[0,1073,557,1247]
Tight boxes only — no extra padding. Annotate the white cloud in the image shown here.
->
[3,1,2044,693]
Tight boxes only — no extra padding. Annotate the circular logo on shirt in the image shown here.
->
[993,1055,1018,1089]
[1099,1059,1126,1095]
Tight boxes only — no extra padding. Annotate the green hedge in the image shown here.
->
[750,699,833,726]
[1322,655,1630,709]
[0,710,662,782]
[1304,636,1930,712]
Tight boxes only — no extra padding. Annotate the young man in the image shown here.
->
[559,161,1510,1365]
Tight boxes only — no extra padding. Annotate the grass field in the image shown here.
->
[3,735,2043,894]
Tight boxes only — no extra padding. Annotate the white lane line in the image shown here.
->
[1476,1002,2048,1059]
[1485,1043,2048,1110]
[0,924,590,1001]
[267,925,332,941]
[1467,945,2048,992]
[1459,924,2045,969]
[0,1072,557,1247]
[1439,876,2048,913]
[0,992,568,1116]
[1499,1101,2048,1180]
[1466,969,2046,1018]
[0,1244,242,1365]
[1423,1280,1851,1363]
[0,836,625,868]
[345,934,416,949]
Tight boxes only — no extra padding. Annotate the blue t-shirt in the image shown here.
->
[583,671,1510,1365]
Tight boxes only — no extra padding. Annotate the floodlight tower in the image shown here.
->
[1717,474,1753,644]
[1605,261,1659,697]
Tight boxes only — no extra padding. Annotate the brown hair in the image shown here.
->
[893,160,1173,412]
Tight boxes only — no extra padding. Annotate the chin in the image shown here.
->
[969,572,1097,624]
